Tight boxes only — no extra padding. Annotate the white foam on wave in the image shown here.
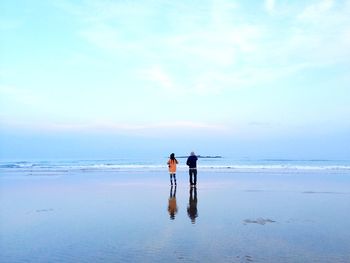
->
[198,164,350,170]
[1,163,350,173]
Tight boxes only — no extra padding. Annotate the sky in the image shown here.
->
[0,0,350,160]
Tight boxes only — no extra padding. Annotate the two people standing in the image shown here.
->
[166,152,199,222]
[167,151,198,186]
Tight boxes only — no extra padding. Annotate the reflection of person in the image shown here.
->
[167,153,178,185]
[186,151,198,186]
[187,186,198,223]
[168,185,178,220]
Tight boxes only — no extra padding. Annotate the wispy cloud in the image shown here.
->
[297,0,334,21]
[0,85,41,106]
[0,119,229,136]
[292,0,350,65]
[140,66,177,93]
[79,24,144,54]
[0,19,22,30]
[265,0,276,14]
[59,1,349,95]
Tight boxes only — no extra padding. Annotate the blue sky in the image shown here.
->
[1,0,349,159]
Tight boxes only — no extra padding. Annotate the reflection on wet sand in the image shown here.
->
[168,185,178,220]
[187,186,198,223]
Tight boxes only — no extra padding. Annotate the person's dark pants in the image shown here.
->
[189,169,197,185]
[170,173,177,185]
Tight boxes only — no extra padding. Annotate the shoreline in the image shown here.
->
[1,165,350,175]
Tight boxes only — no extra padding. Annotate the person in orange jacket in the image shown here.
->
[167,153,178,185]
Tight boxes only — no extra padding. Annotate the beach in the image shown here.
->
[2,0,350,262]
[1,168,350,263]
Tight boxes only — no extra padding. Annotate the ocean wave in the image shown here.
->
[198,165,350,171]
[1,163,350,172]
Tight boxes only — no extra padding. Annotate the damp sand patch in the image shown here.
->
[243,218,276,225]
[36,208,54,213]
[302,191,346,194]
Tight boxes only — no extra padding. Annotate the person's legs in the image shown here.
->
[170,185,173,197]
[193,169,197,185]
[189,186,193,200]
[170,173,173,185]
[173,173,177,185]
[189,170,193,185]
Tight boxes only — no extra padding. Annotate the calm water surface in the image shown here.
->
[1,171,350,262]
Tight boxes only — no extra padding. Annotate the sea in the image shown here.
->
[1,157,350,174]
[1,157,350,263]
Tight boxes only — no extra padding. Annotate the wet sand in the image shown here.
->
[1,170,350,262]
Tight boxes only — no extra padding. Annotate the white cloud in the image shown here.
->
[165,24,263,66]
[140,65,246,96]
[80,24,120,51]
[141,66,176,92]
[79,24,143,54]
[57,0,350,97]
[298,0,334,21]
[0,19,22,30]
[0,119,229,136]
[0,85,41,105]
[265,0,276,14]
[153,121,225,132]
[290,0,350,66]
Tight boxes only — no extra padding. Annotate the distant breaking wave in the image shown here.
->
[1,159,350,173]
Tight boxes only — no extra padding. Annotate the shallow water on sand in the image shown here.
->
[1,171,350,263]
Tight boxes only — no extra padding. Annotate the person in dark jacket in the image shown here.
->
[186,151,198,186]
